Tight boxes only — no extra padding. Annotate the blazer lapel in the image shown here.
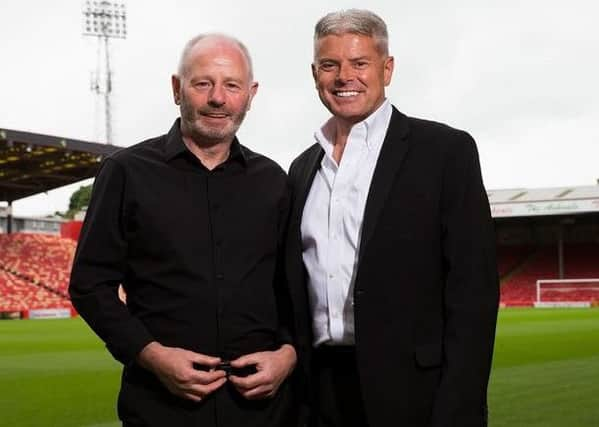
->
[294,145,324,222]
[359,107,411,258]
[287,144,323,318]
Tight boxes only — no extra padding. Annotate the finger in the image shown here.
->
[240,385,275,400]
[189,352,221,368]
[181,392,204,402]
[230,352,263,368]
[189,369,227,385]
[228,372,265,390]
[188,376,227,397]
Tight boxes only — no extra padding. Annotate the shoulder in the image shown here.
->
[105,133,166,168]
[91,134,168,190]
[289,143,321,176]
[406,115,472,142]
[291,143,321,165]
[101,139,164,174]
[396,110,477,157]
[240,144,287,180]
[239,146,289,207]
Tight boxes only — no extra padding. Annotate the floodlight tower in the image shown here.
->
[82,1,127,145]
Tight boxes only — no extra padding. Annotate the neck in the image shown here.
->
[182,135,232,170]
[331,119,354,165]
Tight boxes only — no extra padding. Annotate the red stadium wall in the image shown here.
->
[61,220,83,241]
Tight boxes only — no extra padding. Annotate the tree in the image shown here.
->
[65,185,92,218]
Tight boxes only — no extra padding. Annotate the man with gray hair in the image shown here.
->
[286,9,499,427]
[70,33,298,426]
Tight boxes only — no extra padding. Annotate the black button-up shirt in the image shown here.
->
[69,120,294,426]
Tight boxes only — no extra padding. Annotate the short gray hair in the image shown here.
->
[314,9,389,56]
[177,33,254,80]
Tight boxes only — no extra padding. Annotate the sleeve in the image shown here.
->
[431,132,500,427]
[68,158,154,366]
[274,175,295,346]
[285,159,312,427]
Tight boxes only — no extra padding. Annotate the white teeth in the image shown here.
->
[335,91,359,97]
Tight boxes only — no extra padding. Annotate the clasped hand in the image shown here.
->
[138,342,296,402]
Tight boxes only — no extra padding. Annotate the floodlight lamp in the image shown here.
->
[82,0,127,39]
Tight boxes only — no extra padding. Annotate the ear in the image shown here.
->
[246,81,259,111]
[383,56,394,87]
[171,74,181,105]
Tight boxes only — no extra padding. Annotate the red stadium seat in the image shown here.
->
[500,243,599,306]
[0,233,74,311]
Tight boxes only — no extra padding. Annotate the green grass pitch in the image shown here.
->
[488,308,599,426]
[0,317,121,427]
[1,308,598,426]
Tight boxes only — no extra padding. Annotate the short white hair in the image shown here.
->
[314,9,389,57]
[177,33,254,80]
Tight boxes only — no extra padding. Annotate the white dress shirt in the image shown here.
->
[301,100,393,346]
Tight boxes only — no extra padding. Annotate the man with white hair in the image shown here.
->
[70,33,298,426]
[286,9,499,427]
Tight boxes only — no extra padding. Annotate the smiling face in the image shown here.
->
[312,33,394,126]
[172,36,258,145]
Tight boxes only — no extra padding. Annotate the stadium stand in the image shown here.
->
[0,233,76,297]
[0,269,68,312]
[0,233,75,315]
[0,127,118,203]
[492,186,599,306]
[496,245,534,277]
[498,243,599,306]
[0,127,119,317]
[539,284,599,303]
[499,246,559,305]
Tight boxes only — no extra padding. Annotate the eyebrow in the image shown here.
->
[188,75,245,83]
[317,56,372,65]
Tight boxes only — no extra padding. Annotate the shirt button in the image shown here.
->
[328,274,334,279]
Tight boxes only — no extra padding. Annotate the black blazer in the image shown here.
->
[286,107,499,427]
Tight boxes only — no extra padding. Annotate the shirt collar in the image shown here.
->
[163,118,247,167]
[314,99,392,153]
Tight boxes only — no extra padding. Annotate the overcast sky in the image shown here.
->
[1,0,598,217]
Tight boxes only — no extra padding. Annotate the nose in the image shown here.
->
[208,84,226,107]
[336,62,354,83]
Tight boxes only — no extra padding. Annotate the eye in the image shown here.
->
[225,82,241,91]
[319,61,337,72]
[354,61,369,69]
[194,80,211,89]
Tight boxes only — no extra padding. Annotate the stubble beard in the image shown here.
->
[180,97,248,146]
